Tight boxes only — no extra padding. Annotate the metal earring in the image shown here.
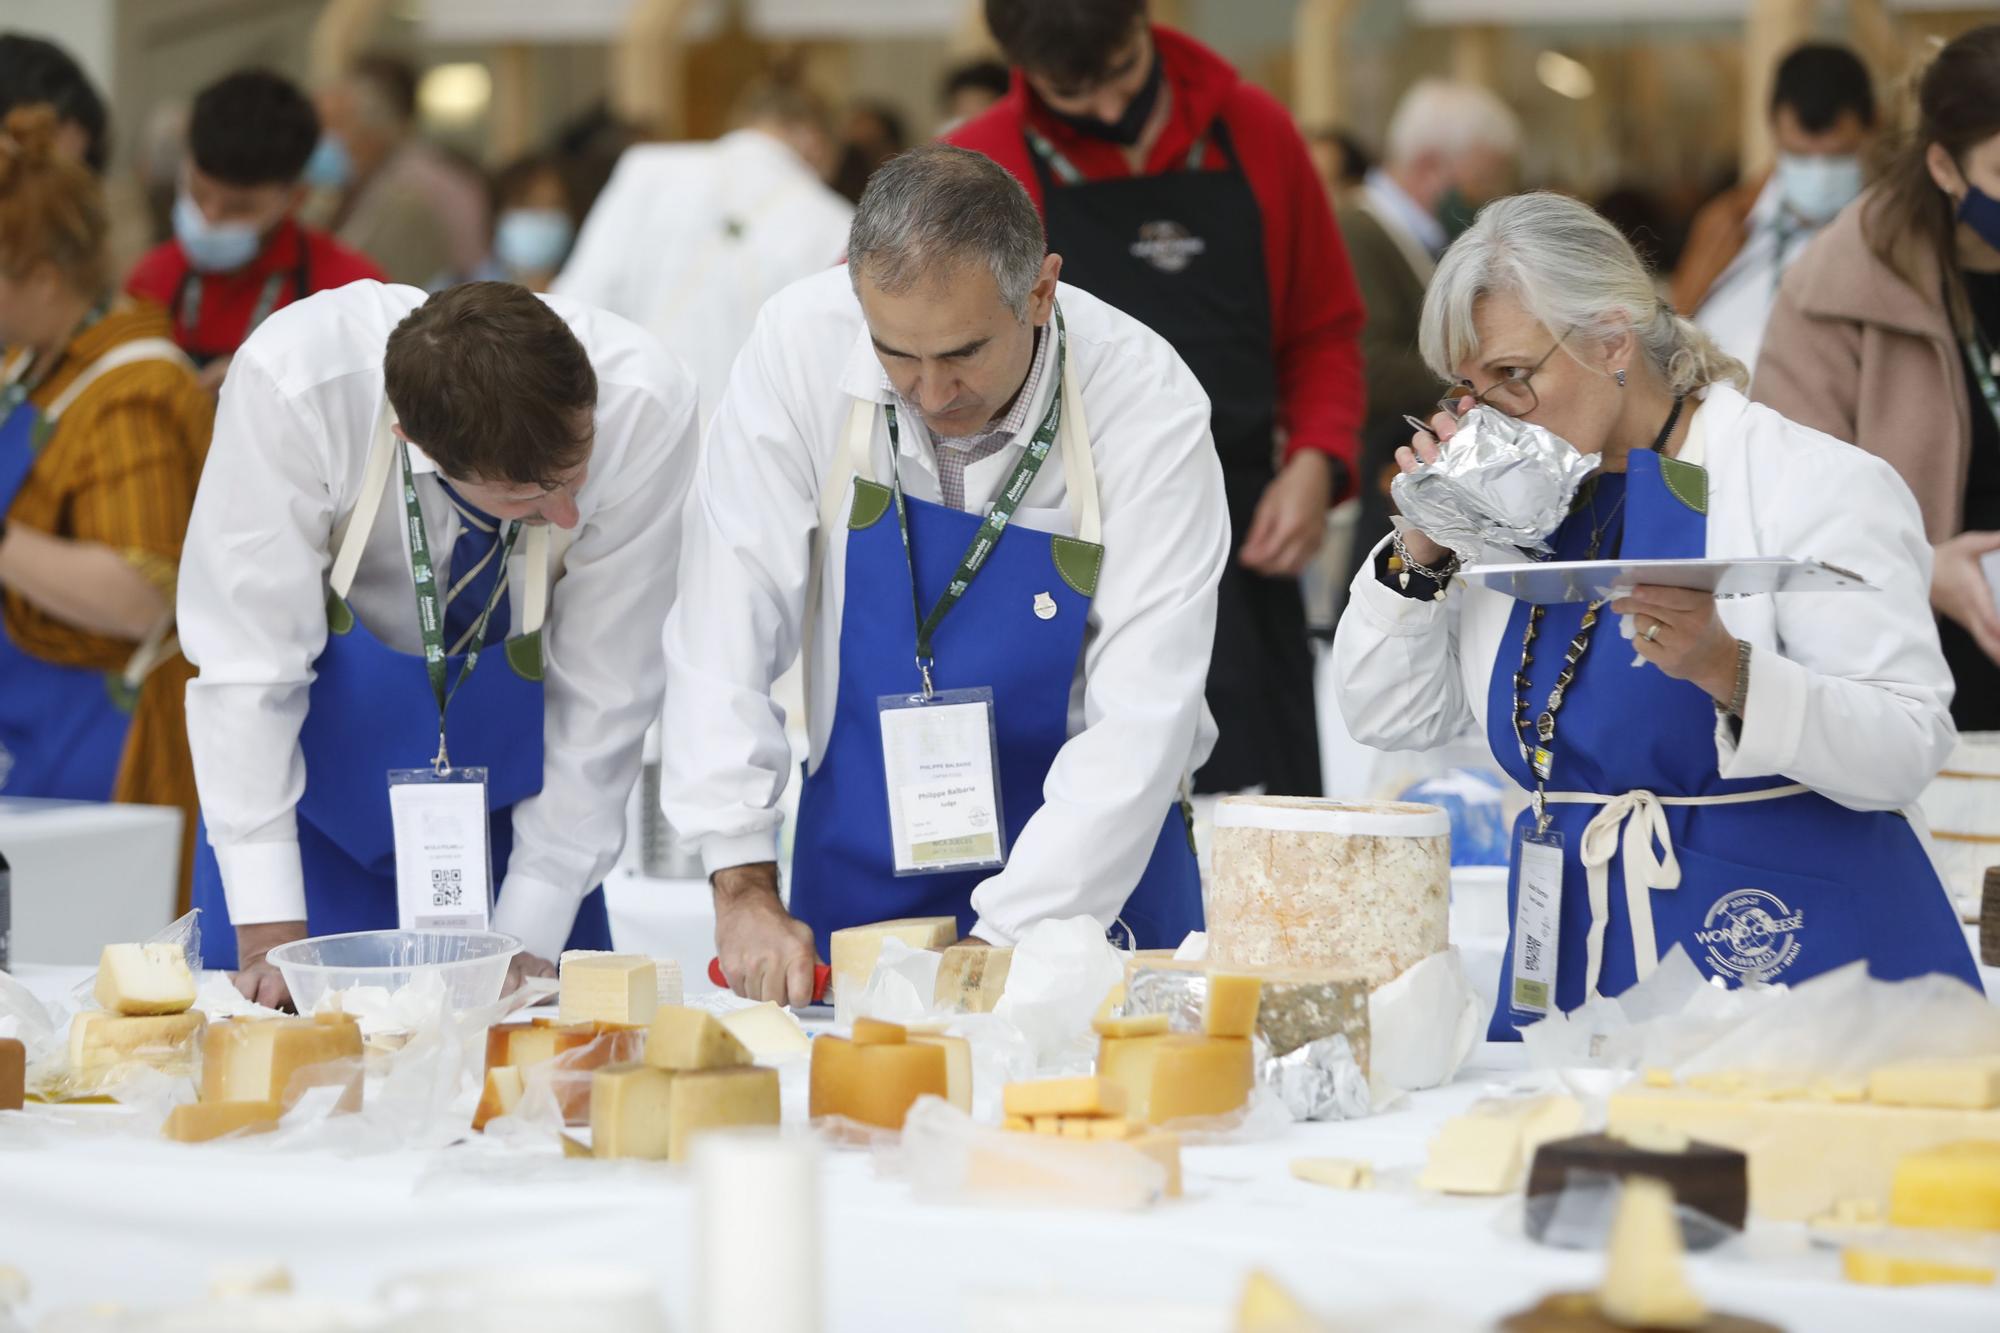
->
[1615,368,1627,388]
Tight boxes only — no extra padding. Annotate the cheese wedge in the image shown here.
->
[666,1066,780,1162]
[807,1034,947,1130]
[828,917,957,1017]
[163,1100,282,1143]
[199,1014,363,1111]
[645,1006,751,1071]
[934,944,1013,1013]
[1419,1095,1583,1195]
[718,1003,809,1061]
[1003,1076,1126,1119]
[558,954,657,1026]
[93,943,196,1016]
[68,1010,207,1076]
[1203,973,1262,1039]
[1235,1270,1326,1332]
[1097,1033,1254,1125]
[1599,1177,1706,1330]
[1889,1140,2000,1231]
[590,1063,675,1160]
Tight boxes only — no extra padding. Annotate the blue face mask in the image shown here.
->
[1774,152,1863,225]
[302,133,352,190]
[495,208,575,276]
[1959,183,2000,253]
[173,192,263,274]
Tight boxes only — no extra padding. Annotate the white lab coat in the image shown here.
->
[554,129,853,427]
[1333,384,1956,816]
[660,269,1229,945]
[1692,179,1823,377]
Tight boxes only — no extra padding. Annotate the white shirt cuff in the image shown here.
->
[215,840,308,925]
[492,872,583,962]
[699,830,781,880]
[1348,538,1452,634]
[1715,645,1804,779]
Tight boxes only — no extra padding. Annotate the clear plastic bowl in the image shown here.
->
[266,929,521,1015]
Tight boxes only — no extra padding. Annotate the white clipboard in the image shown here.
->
[1462,556,1877,605]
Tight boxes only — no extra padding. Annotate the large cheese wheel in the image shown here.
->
[1207,797,1449,986]
[1917,732,2000,922]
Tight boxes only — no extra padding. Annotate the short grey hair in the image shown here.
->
[1385,79,1521,166]
[1420,192,1748,397]
[847,144,1047,320]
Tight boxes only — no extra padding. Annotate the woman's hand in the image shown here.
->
[1611,585,1740,704]
[1931,530,2000,665]
[1391,401,1467,568]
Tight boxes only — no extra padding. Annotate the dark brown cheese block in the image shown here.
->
[1980,867,2000,968]
[0,1037,23,1111]
[1499,1292,1781,1333]
[1525,1133,1748,1250]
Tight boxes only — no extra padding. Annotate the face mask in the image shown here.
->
[173,192,262,274]
[1437,187,1478,243]
[495,208,575,276]
[302,133,352,190]
[1774,152,1863,225]
[1959,183,2000,253]
[1043,45,1162,147]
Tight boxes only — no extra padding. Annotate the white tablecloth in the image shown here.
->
[2,967,1997,1332]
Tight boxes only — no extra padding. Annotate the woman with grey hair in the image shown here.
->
[1334,191,1979,1040]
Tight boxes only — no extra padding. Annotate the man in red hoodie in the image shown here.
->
[127,69,383,392]
[948,0,1367,797]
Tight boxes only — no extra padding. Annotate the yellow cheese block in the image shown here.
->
[1091,1013,1170,1039]
[93,943,196,1016]
[964,1130,1180,1206]
[558,954,657,1026]
[1608,1086,2000,1221]
[807,1034,948,1130]
[934,944,1012,1013]
[666,1066,780,1162]
[1003,1115,1031,1132]
[1419,1095,1583,1195]
[1089,1117,1139,1141]
[1097,1032,1255,1125]
[590,1063,675,1159]
[851,1017,907,1046]
[200,1014,364,1111]
[163,1100,281,1143]
[1203,973,1262,1039]
[472,1065,526,1130]
[1060,1117,1094,1141]
[1842,1248,1997,1287]
[67,1010,206,1076]
[910,1033,972,1112]
[1003,1076,1126,1119]
[645,1006,751,1071]
[1869,1056,2000,1110]
[1033,1115,1062,1136]
[827,917,958,1004]
[1889,1140,2000,1231]
[719,1003,809,1061]
[1290,1157,1374,1190]
[1599,1178,1706,1330]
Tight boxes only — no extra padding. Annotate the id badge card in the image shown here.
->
[388,767,494,930]
[877,687,1006,876]
[1510,829,1565,1018]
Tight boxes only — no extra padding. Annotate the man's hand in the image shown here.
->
[1239,451,1335,577]
[196,354,234,396]
[1932,530,2000,665]
[1610,585,1740,704]
[504,951,558,997]
[234,919,308,1011]
[711,863,820,1007]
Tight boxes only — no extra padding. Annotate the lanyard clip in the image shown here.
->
[432,729,451,776]
[917,656,935,702]
[1532,786,1550,837]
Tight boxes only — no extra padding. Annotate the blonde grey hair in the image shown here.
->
[848,144,1046,320]
[1385,79,1521,166]
[1419,192,1747,397]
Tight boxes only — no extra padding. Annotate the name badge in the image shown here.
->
[1510,830,1565,1018]
[388,767,494,930]
[877,687,1006,876]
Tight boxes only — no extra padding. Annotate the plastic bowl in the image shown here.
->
[266,929,520,1015]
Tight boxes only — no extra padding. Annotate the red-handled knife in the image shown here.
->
[708,957,832,1005]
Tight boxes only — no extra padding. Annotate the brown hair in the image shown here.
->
[0,104,109,299]
[382,282,597,487]
[1864,24,2000,336]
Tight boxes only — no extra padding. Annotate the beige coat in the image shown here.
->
[1752,191,1972,543]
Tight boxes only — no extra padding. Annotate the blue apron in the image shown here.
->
[192,406,611,967]
[0,339,186,800]
[788,382,1204,957]
[1486,446,1980,1039]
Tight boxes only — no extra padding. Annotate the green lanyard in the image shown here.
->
[883,308,1065,698]
[1,299,109,423]
[1022,125,1205,185]
[397,439,520,770]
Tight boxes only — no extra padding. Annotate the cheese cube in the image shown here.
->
[646,1006,751,1071]
[1869,1057,2000,1110]
[0,1038,23,1112]
[1889,1140,2000,1231]
[910,1033,972,1112]
[590,1063,675,1159]
[667,1067,780,1162]
[1060,1118,1094,1140]
[1089,1117,1139,1141]
[472,1065,525,1130]
[199,1015,364,1111]
[718,1003,809,1061]
[1291,1157,1374,1190]
[93,943,196,1016]
[1090,1013,1170,1039]
[1203,973,1262,1039]
[1419,1096,1583,1195]
[163,1100,282,1143]
[558,954,657,1026]
[1003,1076,1126,1119]
[1098,1034,1253,1126]
[851,1017,907,1046]
[807,1034,947,1130]
[828,917,957,1014]
[1599,1178,1707,1330]
[1842,1248,1997,1287]
[563,950,684,1007]
[1033,1115,1062,1136]
[68,1010,207,1076]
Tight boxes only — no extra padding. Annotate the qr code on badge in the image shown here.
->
[431,866,463,908]
[1523,934,1543,974]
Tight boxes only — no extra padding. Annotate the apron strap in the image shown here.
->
[799,396,878,756]
[44,338,192,423]
[519,522,551,636]
[1055,330,1101,545]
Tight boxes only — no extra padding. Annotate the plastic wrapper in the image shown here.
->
[1388,405,1602,563]
[895,1096,1171,1210]
[1518,1169,1741,1254]
[0,968,68,1097]
[990,916,1124,1072]
[1368,948,1484,1108]
[848,937,944,1024]
[65,909,203,1011]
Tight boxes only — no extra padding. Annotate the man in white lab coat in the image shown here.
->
[662,145,1229,1006]
[554,81,852,426]
[179,281,699,1007]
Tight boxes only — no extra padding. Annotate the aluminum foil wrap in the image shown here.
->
[1389,405,1601,563]
[1122,966,1373,1122]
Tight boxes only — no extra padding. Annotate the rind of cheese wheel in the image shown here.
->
[472,1065,526,1131]
[827,917,958,1009]
[1889,1139,2000,1230]
[666,1066,780,1162]
[93,943,196,1016]
[807,1034,947,1129]
[1003,1076,1126,1119]
[163,1099,282,1143]
[68,1010,207,1075]
[910,1033,972,1112]
[1202,973,1262,1039]
[591,1063,675,1159]
[199,1014,364,1112]
[1419,1095,1584,1195]
[934,944,1012,1013]
[1869,1056,2000,1110]
[718,1003,809,1061]
[645,1006,751,1071]
[1598,1178,1707,1330]
[1096,1033,1253,1126]
[1841,1247,1997,1287]
[558,953,657,1026]
[0,1038,24,1112]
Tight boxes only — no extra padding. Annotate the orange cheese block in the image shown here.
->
[591,1063,675,1160]
[164,1100,282,1143]
[200,1014,364,1112]
[851,1017,907,1046]
[1098,1032,1254,1125]
[472,1066,526,1131]
[483,1020,644,1125]
[666,1066,781,1162]
[808,1034,948,1130]
[1203,973,1263,1039]
[0,1037,23,1112]
[1003,1076,1126,1119]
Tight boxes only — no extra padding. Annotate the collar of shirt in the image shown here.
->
[838,318,1058,464]
[1363,169,1447,258]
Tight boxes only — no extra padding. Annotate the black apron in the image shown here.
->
[1025,118,1320,795]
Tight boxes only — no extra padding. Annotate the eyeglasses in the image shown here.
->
[1438,337,1566,420]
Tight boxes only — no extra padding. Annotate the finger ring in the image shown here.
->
[1643,621,1661,643]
